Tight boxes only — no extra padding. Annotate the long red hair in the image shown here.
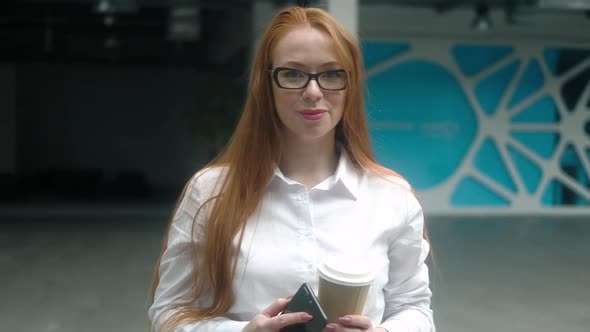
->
[149,6,406,331]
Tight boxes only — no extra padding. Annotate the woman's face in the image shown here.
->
[270,25,346,145]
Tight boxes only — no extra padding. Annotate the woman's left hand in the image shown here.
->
[323,315,385,332]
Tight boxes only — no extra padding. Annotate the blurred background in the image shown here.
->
[1,0,589,331]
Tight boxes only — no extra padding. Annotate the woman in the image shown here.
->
[149,6,434,332]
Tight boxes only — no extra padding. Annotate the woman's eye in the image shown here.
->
[323,70,344,78]
[283,70,305,79]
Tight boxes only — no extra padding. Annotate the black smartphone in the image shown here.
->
[280,283,328,332]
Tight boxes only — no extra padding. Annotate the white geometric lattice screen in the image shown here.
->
[362,41,590,215]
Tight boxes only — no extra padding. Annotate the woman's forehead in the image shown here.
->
[271,26,340,69]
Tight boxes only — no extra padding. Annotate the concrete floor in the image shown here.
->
[1,205,589,332]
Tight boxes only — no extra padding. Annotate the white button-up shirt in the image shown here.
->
[149,151,435,332]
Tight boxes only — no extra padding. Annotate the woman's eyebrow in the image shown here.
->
[278,60,341,70]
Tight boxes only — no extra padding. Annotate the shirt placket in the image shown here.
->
[294,189,317,282]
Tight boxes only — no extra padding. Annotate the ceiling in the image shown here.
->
[0,0,251,68]
[0,0,588,67]
[10,0,590,8]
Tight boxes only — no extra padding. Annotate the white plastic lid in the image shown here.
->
[318,256,375,286]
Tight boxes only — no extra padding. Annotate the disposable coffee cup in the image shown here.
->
[317,257,375,323]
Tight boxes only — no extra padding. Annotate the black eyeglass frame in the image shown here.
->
[269,67,348,91]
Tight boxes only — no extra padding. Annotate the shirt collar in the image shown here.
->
[326,148,360,200]
[270,148,360,200]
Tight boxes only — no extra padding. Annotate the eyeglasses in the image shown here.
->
[270,67,348,91]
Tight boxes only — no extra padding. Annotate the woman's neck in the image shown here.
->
[279,132,339,189]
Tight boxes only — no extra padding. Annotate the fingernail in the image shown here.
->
[339,317,352,323]
[325,324,336,331]
[286,294,295,300]
[302,313,313,320]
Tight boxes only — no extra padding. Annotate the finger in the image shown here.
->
[323,323,358,332]
[261,298,291,317]
[323,323,337,332]
[337,315,373,330]
[268,312,313,330]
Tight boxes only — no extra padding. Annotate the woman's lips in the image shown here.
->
[300,109,327,121]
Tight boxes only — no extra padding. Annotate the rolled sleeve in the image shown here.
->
[378,191,435,332]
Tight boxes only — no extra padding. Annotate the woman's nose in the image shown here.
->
[302,79,323,101]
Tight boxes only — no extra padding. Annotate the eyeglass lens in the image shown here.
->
[275,68,347,90]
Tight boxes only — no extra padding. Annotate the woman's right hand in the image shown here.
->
[242,297,313,332]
